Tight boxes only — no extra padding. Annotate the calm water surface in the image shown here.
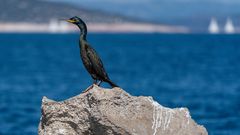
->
[0,33,239,135]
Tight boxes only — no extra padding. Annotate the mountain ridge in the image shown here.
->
[0,0,139,24]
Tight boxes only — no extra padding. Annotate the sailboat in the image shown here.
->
[224,18,235,34]
[208,18,220,34]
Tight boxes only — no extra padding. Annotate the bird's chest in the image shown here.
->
[79,41,87,58]
[80,45,92,69]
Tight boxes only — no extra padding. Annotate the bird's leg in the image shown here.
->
[82,80,97,93]
[82,85,93,93]
[97,81,102,86]
[93,80,98,85]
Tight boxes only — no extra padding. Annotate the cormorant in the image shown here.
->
[66,16,118,88]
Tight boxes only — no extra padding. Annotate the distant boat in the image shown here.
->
[224,18,235,34]
[208,18,220,34]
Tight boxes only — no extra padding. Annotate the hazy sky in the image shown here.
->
[45,0,240,27]
[47,0,240,4]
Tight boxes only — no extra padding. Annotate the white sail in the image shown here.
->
[208,18,220,34]
[224,18,235,34]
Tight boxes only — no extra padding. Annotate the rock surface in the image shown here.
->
[38,85,208,135]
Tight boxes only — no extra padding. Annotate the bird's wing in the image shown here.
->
[85,44,109,80]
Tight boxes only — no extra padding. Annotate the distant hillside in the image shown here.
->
[0,0,137,23]
[56,0,240,33]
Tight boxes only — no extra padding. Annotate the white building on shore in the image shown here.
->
[49,19,70,33]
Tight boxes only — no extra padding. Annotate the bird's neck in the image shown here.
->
[79,31,87,50]
[80,29,87,41]
[77,23,87,41]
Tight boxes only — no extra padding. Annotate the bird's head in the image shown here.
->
[66,16,85,25]
[65,16,87,34]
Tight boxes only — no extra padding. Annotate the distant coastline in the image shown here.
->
[0,22,189,33]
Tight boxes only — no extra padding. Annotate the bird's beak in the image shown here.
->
[66,19,76,23]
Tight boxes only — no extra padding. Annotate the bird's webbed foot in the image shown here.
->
[82,85,93,93]
[82,80,102,93]
[83,82,97,93]
[93,80,102,86]
[82,80,97,93]
[97,81,102,86]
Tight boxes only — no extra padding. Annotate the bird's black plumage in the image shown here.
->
[66,16,118,88]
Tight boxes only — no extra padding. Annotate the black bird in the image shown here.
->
[66,16,118,88]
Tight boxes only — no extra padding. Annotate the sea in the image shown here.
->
[0,33,239,135]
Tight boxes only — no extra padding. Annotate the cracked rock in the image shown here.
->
[38,85,208,135]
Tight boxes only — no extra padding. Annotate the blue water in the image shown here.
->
[0,33,239,135]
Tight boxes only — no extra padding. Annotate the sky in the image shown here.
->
[46,0,240,18]
[47,0,240,3]
[45,0,240,30]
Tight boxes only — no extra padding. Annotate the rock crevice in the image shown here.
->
[38,85,208,135]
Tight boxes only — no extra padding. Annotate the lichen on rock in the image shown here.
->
[38,85,208,135]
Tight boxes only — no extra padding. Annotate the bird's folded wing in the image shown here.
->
[86,45,109,79]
